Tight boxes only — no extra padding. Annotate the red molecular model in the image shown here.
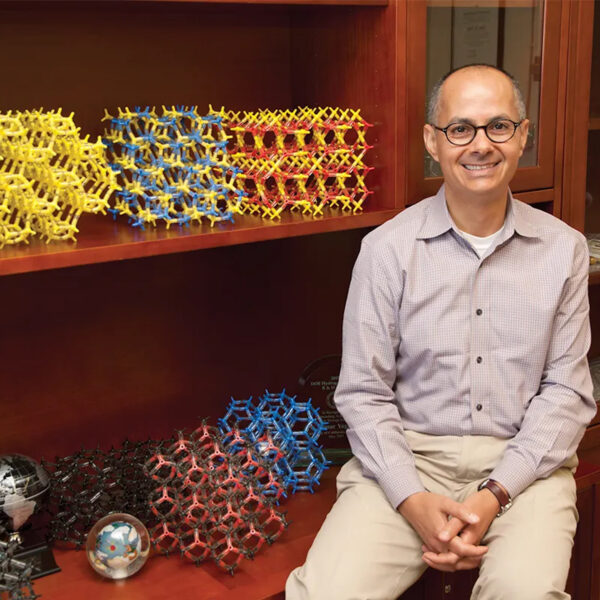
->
[145,423,288,574]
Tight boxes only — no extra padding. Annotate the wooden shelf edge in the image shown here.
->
[0,209,399,277]
[133,0,389,4]
[589,117,600,130]
[13,0,390,4]
[34,468,340,599]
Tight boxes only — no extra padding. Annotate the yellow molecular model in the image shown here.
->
[0,109,116,248]
[214,106,374,220]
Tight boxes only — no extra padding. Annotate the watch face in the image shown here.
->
[496,498,513,517]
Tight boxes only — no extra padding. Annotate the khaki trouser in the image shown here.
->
[286,431,578,600]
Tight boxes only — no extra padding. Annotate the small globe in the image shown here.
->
[86,513,150,580]
[0,454,49,532]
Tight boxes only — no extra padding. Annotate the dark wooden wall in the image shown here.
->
[1,228,368,460]
[0,1,293,134]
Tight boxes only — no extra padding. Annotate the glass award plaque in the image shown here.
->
[298,355,352,465]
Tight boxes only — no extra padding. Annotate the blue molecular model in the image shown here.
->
[102,106,245,229]
[219,390,330,494]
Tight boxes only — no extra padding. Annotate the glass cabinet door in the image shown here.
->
[587,4,600,237]
[587,4,600,284]
[585,2,600,431]
[406,0,562,204]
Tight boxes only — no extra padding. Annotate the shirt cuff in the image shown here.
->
[375,463,427,510]
[488,453,537,499]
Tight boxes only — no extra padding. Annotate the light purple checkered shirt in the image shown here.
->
[335,186,596,509]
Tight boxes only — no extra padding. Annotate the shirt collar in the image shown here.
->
[416,185,540,240]
[416,186,453,240]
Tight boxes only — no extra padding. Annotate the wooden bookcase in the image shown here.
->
[0,3,399,595]
[0,0,402,448]
[0,0,598,597]
[0,0,400,276]
[562,0,600,469]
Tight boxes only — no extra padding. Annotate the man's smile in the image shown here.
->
[461,161,501,172]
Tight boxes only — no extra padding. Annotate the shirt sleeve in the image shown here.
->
[489,235,597,498]
[334,239,426,509]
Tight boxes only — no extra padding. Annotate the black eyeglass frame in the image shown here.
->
[431,119,523,146]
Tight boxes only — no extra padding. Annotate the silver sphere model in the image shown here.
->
[0,454,50,541]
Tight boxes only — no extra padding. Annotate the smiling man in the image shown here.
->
[286,64,596,599]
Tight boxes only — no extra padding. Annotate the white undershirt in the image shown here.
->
[457,225,504,258]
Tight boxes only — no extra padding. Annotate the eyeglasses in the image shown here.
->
[431,118,523,146]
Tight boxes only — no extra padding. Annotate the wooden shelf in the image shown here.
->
[14,0,389,3]
[0,208,398,277]
[589,117,600,130]
[32,462,600,600]
[33,469,339,600]
[133,0,388,4]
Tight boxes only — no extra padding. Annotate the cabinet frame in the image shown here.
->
[405,0,563,205]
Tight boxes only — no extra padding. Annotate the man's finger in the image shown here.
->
[422,550,460,567]
[455,556,483,571]
[448,536,488,558]
[423,553,482,573]
[438,516,465,542]
[442,498,480,525]
[422,553,458,573]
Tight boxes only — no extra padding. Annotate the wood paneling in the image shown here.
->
[290,2,399,211]
[561,0,595,232]
[0,2,293,134]
[590,3,600,120]
[0,228,368,460]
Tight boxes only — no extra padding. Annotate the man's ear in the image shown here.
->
[423,124,439,162]
[517,118,530,157]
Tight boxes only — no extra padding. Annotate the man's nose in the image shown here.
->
[469,127,494,152]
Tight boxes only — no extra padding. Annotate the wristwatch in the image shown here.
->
[477,478,512,517]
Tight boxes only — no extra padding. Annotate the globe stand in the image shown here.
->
[10,527,60,580]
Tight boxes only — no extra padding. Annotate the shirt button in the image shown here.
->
[476,356,483,364]
[476,404,483,411]
[476,309,483,316]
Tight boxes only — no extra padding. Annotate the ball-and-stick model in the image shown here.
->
[0,109,116,247]
[0,525,40,600]
[42,439,168,548]
[214,106,374,219]
[144,423,288,574]
[102,106,245,229]
[219,390,331,494]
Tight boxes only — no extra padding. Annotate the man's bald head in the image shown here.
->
[426,64,526,125]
